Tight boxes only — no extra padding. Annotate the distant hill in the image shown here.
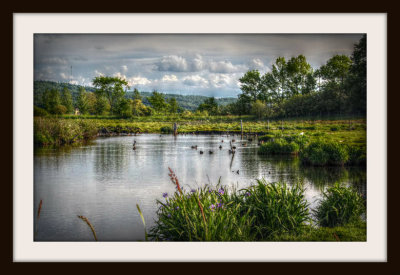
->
[34,80,237,111]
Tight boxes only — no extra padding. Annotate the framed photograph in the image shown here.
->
[14,13,386,262]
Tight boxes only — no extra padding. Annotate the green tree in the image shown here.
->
[42,88,61,114]
[87,92,97,115]
[320,55,352,89]
[60,87,73,113]
[251,100,267,119]
[168,97,179,114]
[76,87,89,115]
[132,88,142,101]
[286,55,313,96]
[115,98,133,118]
[148,91,168,112]
[346,35,366,114]
[92,76,129,114]
[197,97,219,115]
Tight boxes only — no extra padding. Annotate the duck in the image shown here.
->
[132,140,137,150]
[199,151,204,154]
[219,145,222,149]
[209,150,214,154]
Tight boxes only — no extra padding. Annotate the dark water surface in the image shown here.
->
[34,134,366,241]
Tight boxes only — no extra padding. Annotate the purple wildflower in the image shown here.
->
[175,206,180,210]
[191,189,196,193]
[245,192,251,197]
[209,204,216,212]
[217,203,223,208]
[218,188,225,195]
[163,192,168,198]
[167,214,171,218]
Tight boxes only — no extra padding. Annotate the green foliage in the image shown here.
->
[197,97,219,115]
[34,117,97,146]
[301,140,349,166]
[314,183,365,227]
[237,180,310,239]
[149,185,255,241]
[76,87,89,115]
[92,76,129,114]
[42,88,61,114]
[160,126,173,134]
[148,91,169,113]
[115,98,133,118]
[259,139,300,155]
[60,87,74,113]
[258,134,274,142]
[34,106,48,117]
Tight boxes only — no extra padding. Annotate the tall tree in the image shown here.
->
[42,88,61,114]
[197,97,219,115]
[286,55,313,96]
[168,97,179,114]
[346,35,366,114]
[76,87,89,114]
[132,88,142,101]
[60,87,73,113]
[92,76,129,114]
[148,91,168,112]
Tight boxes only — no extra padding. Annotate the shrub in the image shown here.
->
[258,134,274,142]
[314,183,365,227]
[258,139,300,155]
[237,180,310,238]
[34,106,48,117]
[347,145,366,165]
[160,126,173,134]
[301,140,349,166]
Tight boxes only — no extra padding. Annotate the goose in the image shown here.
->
[199,151,204,154]
[209,150,214,154]
[219,145,222,149]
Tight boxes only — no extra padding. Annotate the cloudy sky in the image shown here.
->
[34,34,363,98]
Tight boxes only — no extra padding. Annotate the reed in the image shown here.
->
[77,215,98,241]
[136,204,148,241]
[314,183,365,227]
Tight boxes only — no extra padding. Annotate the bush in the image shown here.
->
[237,180,310,238]
[258,134,274,142]
[160,126,173,134]
[347,145,366,165]
[34,106,48,117]
[258,139,300,155]
[301,140,349,166]
[314,183,365,227]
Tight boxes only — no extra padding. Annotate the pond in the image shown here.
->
[34,134,366,241]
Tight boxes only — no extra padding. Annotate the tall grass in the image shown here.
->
[258,139,300,155]
[149,170,311,241]
[300,140,349,166]
[314,183,365,227]
[77,215,98,241]
[34,117,97,146]
[236,179,310,239]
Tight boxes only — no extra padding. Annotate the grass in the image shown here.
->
[147,171,365,241]
[314,183,366,227]
[77,215,98,241]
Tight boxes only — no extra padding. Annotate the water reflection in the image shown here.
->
[34,134,366,241]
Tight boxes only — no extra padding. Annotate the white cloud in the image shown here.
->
[161,74,178,82]
[121,65,128,73]
[157,55,188,72]
[208,60,244,73]
[128,76,151,86]
[182,75,208,87]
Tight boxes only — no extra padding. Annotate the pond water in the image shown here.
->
[34,134,366,241]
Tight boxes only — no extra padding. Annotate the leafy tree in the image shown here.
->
[197,97,219,115]
[346,34,366,114]
[148,91,168,112]
[251,100,267,119]
[86,92,97,115]
[115,98,133,118]
[286,55,313,96]
[320,55,352,89]
[94,93,109,115]
[92,76,129,114]
[132,99,151,116]
[76,87,89,115]
[42,88,61,114]
[132,88,142,101]
[268,57,288,102]
[168,97,179,114]
[60,87,74,113]
[239,70,263,102]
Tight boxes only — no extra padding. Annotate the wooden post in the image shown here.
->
[173,123,177,136]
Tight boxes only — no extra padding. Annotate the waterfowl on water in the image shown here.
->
[232,146,236,150]
[221,140,224,142]
[199,151,204,154]
[191,145,198,149]
[236,170,239,174]
[219,145,222,149]
[232,139,236,142]
[209,150,214,154]
[133,140,136,150]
